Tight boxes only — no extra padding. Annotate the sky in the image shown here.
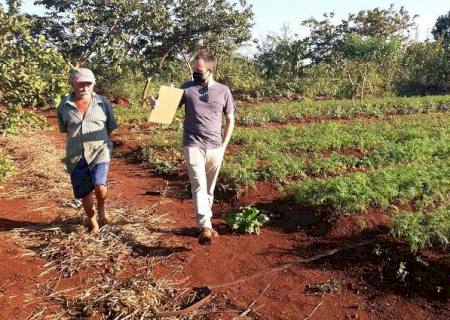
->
[247,0,448,39]
[3,0,449,44]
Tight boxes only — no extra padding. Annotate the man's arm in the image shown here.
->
[222,112,235,149]
[56,106,68,133]
[105,99,118,135]
[222,86,235,149]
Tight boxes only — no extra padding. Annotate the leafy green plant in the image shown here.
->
[0,154,14,180]
[225,206,269,234]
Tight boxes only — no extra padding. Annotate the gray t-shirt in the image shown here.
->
[181,81,235,149]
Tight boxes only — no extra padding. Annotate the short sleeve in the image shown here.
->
[179,82,191,107]
[223,87,235,114]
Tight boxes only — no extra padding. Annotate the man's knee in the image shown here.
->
[94,184,108,199]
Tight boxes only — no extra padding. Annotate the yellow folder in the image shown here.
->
[148,85,184,124]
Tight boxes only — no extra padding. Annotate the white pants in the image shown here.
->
[183,146,225,229]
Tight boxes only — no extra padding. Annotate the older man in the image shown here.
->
[57,68,117,233]
[152,51,235,244]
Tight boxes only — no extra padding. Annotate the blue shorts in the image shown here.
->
[70,157,110,199]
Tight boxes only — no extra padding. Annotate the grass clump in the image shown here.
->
[136,145,183,177]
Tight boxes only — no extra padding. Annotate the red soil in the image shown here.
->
[0,111,448,319]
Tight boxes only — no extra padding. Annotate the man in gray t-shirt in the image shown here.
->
[182,78,235,148]
[152,51,235,244]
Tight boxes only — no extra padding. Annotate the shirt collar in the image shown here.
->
[66,92,103,107]
[206,76,215,87]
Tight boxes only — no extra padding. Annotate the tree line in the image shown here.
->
[1,1,449,111]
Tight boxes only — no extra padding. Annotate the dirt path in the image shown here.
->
[0,113,448,319]
[0,198,58,319]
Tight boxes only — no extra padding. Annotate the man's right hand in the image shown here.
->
[149,95,159,108]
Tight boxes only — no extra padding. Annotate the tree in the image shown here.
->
[340,34,401,100]
[215,53,265,98]
[432,11,450,41]
[398,39,450,95]
[302,5,416,65]
[299,5,414,99]
[0,2,69,135]
[255,27,307,81]
[32,0,253,103]
[301,12,346,64]
[347,4,417,40]
[170,0,253,74]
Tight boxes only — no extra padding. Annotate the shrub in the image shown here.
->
[0,108,48,136]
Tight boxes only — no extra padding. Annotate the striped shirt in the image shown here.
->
[57,92,118,173]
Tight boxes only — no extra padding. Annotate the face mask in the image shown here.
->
[193,70,209,83]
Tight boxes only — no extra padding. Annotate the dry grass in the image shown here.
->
[11,207,172,277]
[0,133,71,201]
[46,272,181,319]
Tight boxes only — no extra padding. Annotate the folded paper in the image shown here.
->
[148,85,184,124]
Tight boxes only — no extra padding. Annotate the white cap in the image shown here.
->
[71,68,96,83]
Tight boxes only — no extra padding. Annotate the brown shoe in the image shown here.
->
[198,228,219,245]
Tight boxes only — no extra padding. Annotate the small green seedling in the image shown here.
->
[225,206,269,234]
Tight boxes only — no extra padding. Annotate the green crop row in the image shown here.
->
[221,134,449,195]
[219,115,449,192]
[237,95,450,126]
[233,115,449,153]
[113,95,450,126]
[135,114,449,196]
[289,159,450,213]
[392,206,450,252]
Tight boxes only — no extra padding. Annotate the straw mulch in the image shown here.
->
[11,207,172,277]
[40,271,181,320]
[0,133,72,201]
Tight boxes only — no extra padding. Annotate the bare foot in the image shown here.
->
[211,228,219,239]
[88,216,100,233]
[198,228,219,245]
[98,213,110,227]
